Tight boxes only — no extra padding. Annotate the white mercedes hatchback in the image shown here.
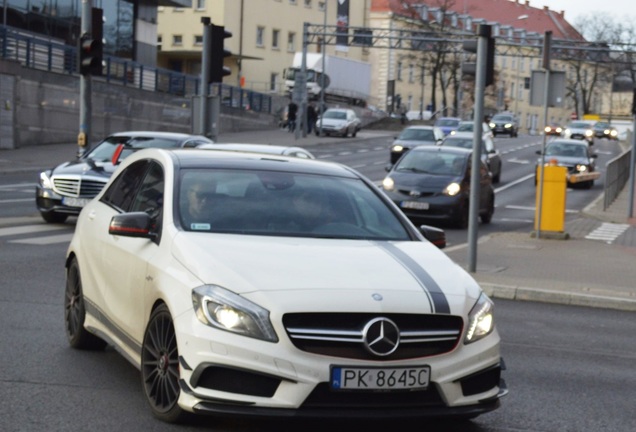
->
[64,148,506,423]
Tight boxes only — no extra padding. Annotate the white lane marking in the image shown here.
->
[11,233,74,245]
[585,223,630,243]
[0,224,68,237]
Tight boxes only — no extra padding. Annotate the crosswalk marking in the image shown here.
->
[585,222,630,243]
[11,233,74,245]
[0,224,68,237]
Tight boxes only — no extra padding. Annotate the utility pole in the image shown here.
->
[199,17,211,137]
[78,0,92,157]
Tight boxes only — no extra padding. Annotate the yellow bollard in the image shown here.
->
[535,161,568,236]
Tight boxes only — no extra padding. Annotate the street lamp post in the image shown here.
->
[512,15,528,122]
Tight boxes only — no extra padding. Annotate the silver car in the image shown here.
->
[563,120,595,145]
[315,108,362,137]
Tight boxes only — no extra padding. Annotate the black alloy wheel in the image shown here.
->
[141,304,185,423]
[64,258,106,350]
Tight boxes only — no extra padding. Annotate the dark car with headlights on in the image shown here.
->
[593,121,618,140]
[383,146,495,228]
[390,125,444,164]
[535,139,599,189]
[563,120,595,145]
[544,123,563,136]
[36,131,213,223]
[440,131,502,184]
[64,147,506,423]
[488,113,518,137]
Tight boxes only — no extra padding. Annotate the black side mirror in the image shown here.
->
[419,225,446,249]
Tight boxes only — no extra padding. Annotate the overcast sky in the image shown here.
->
[537,0,636,27]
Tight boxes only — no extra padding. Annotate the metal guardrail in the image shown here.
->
[604,140,632,210]
[0,25,272,114]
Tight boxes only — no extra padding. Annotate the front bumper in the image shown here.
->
[173,312,505,419]
[35,185,85,216]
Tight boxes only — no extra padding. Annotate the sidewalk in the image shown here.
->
[2,129,635,311]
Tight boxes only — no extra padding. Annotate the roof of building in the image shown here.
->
[371,0,585,41]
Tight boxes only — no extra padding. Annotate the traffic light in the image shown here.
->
[461,28,495,86]
[78,8,103,76]
[209,24,232,83]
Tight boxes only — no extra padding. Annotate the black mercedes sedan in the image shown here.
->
[35,131,213,223]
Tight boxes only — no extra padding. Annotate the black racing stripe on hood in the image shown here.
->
[377,242,451,314]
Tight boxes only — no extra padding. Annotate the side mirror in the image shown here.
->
[109,212,157,240]
[419,225,446,249]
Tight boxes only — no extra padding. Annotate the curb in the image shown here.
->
[482,283,636,312]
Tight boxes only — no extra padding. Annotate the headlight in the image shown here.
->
[504,123,512,129]
[489,122,495,128]
[610,130,618,137]
[576,164,588,173]
[39,171,53,189]
[382,176,395,191]
[443,182,461,196]
[465,292,495,344]
[192,285,278,342]
[392,144,404,152]
[556,127,562,133]
[544,126,550,133]
[564,128,571,135]
[585,130,593,137]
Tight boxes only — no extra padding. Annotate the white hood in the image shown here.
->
[172,233,481,315]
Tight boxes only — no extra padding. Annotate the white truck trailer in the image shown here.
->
[285,52,371,106]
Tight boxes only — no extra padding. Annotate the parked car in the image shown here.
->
[535,139,600,189]
[544,123,563,136]
[64,147,505,423]
[562,120,595,145]
[315,108,361,137]
[440,131,502,184]
[592,121,618,140]
[389,125,444,164]
[488,113,518,137]
[434,116,462,136]
[198,143,315,159]
[382,146,495,228]
[35,131,213,223]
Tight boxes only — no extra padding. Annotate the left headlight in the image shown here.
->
[585,130,593,137]
[382,176,395,191]
[443,182,461,196]
[39,171,53,189]
[192,285,278,342]
[464,292,495,344]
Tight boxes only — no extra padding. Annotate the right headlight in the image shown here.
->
[39,171,53,189]
[464,292,495,344]
[443,182,461,196]
[192,285,278,342]
[392,144,404,152]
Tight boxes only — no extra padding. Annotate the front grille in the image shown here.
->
[397,189,436,198]
[283,313,463,360]
[52,176,108,198]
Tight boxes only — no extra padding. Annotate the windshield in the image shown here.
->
[457,123,473,132]
[396,151,467,176]
[85,136,185,162]
[435,119,459,127]
[568,122,593,128]
[323,110,347,120]
[492,115,512,122]
[398,128,436,141]
[178,169,410,240]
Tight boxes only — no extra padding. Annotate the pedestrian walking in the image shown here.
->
[307,103,317,134]
[287,100,298,132]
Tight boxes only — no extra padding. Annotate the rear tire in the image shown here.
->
[64,258,107,350]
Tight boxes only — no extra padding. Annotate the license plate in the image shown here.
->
[331,365,430,391]
[401,201,429,210]
[62,197,91,208]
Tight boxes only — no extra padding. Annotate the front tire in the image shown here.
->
[141,304,185,423]
[42,211,68,224]
[64,258,107,350]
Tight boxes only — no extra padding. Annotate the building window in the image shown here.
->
[408,64,414,83]
[287,32,296,52]
[157,35,163,51]
[318,1,326,11]
[194,35,203,46]
[195,0,206,10]
[270,73,279,92]
[173,35,183,46]
[272,29,280,49]
[397,61,403,81]
[256,26,265,47]
[304,0,312,7]
[290,0,297,4]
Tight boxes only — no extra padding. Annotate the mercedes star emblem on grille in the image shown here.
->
[363,317,400,356]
